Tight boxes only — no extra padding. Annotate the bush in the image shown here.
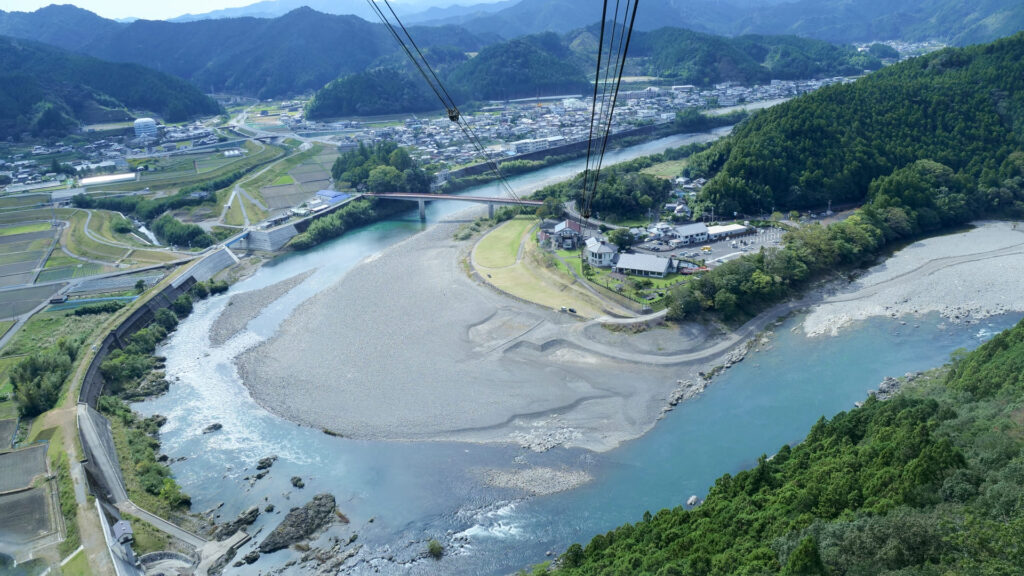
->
[171,294,193,317]
[427,539,444,559]
[72,300,125,316]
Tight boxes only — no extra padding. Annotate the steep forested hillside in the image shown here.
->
[0,36,220,139]
[622,29,881,84]
[691,32,1024,214]
[305,69,437,119]
[446,33,591,101]
[546,316,1024,575]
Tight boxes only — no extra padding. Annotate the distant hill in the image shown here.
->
[0,4,123,51]
[0,35,220,139]
[306,28,881,119]
[589,28,881,85]
[442,0,1024,45]
[70,7,488,99]
[446,33,590,101]
[691,31,1024,214]
[305,69,437,119]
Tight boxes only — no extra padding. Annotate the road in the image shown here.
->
[117,501,207,549]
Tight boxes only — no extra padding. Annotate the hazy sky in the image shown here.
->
[3,0,497,21]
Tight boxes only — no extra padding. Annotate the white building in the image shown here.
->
[707,223,750,240]
[133,118,158,139]
[673,223,708,245]
[585,237,616,268]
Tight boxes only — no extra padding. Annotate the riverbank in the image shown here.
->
[803,221,1024,336]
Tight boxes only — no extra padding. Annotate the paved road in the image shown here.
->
[117,501,207,549]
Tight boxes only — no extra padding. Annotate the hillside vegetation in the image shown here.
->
[545,316,1024,575]
[0,35,220,139]
[691,32,1024,215]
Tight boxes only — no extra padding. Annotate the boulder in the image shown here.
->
[258,494,337,554]
[212,506,260,541]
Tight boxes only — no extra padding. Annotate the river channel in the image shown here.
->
[133,130,1022,575]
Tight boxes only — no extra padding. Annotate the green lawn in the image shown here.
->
[271,174,295,186]
[473,217,536,268]
[60,548,92,576]
[640,158,689,180]
[122,513,172,556]
[0,222,51,237]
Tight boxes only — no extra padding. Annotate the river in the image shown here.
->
[133,130,1021,575]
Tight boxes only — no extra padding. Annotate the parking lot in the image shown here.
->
[633,226,787,266]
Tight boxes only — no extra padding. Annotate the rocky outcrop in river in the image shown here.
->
[259,493,338,554]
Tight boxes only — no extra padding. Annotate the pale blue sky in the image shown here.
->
[3,0,498,21]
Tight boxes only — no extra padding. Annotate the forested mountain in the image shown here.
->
[79,8,489,98]
[444,0,1024,45]
[0,4,122,51]
[595,28,881,85]
[0,6,491,99]
[731,0,1024,46]
[690,31,1024,215]
[0,36,220,139]
[549,317,1024,575]
[305,69,437,119]
[446,33,590,101]
[307,29,877,119]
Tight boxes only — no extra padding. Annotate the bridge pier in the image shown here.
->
[488,203,494,219]
[418,199,426,221]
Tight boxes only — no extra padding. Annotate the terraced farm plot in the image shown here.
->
[260,184,308,209]
[0,418,15,446]
[0,444,47,491]
[0,285,64,320]
[0,194,50,211]
[0,488,54,544]
[0,228,56,288]
[36,263,107,283]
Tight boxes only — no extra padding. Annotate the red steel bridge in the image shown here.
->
[362,192,542,220]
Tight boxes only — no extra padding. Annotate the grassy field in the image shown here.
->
[238,192,266,223]
[473,221,608,317]
[86,210,149,248]
[61,210,179,267]
[60,548,92,576]
[473,216,535,268]
[224,195,245,226]
[0,309,115,358]
[0,222,51,236]
[63,211,130,263]
[0,195,50,212]
[640,158,688,180]
[122,513,172,556]
[272,174,295,186]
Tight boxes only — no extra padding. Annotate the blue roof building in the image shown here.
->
[316,190,350,204]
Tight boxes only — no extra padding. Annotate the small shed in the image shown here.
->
[112,520,134,544]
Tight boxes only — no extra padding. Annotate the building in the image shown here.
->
[316,190,350,204]
[613,253,672,278]
[673,222,708,245]
[585,237,616,268]
[538,219,582,250]
[133,118,158,138]
[707,223,750,240]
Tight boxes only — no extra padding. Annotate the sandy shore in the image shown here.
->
[804,221,1024,336]
[228,210,1024,457]
[235,219,734,454]
[209,269,316,346]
